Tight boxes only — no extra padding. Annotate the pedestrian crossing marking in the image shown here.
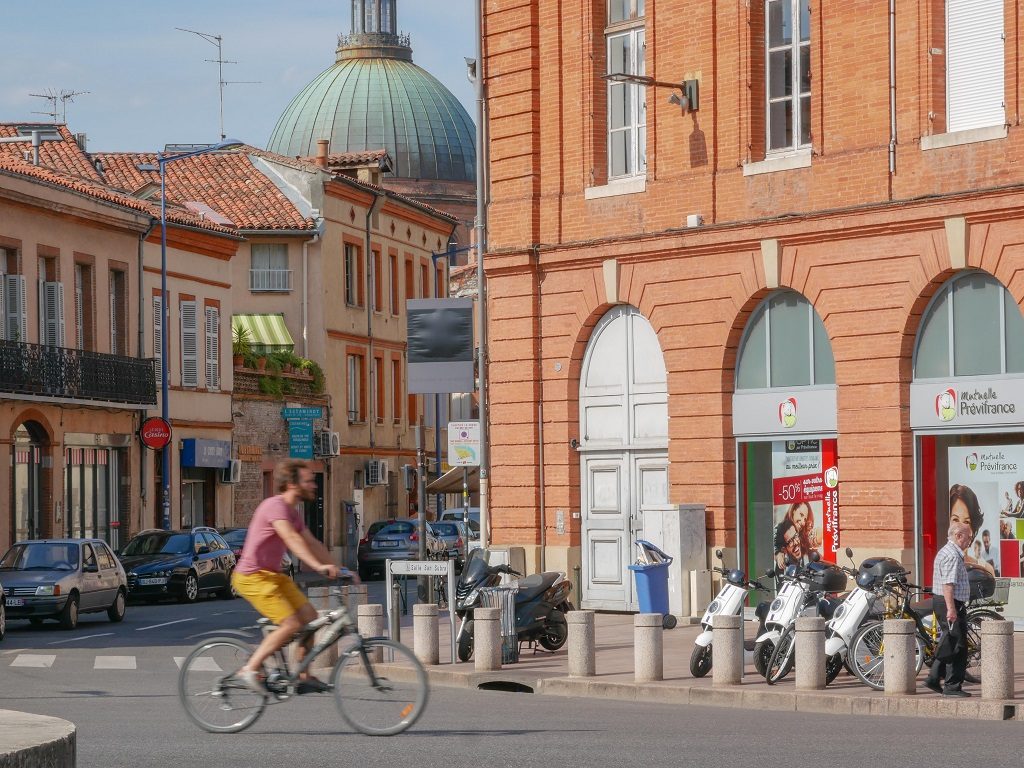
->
[173,656,222,671]
[94,656,136,670]
[10,654,56,667]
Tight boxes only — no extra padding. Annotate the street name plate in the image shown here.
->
[389,560,451,576]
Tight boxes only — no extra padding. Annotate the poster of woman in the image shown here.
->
[771,441,833,566]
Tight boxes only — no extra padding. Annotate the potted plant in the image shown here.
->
[255,354,268,372]
[232,325,252,368]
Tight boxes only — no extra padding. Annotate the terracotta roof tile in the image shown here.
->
[0,124,103,182]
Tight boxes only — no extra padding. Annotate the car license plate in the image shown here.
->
[139,577,166,586]
[378,541,398,548]
[6,598,24,607]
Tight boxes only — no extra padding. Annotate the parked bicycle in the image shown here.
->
[178,580,428,735]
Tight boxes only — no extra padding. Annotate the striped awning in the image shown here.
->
[232,313,294,355]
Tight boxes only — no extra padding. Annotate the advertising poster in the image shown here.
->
[771,439,840,567]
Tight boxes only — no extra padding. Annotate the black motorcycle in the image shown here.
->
[454,549,573,662]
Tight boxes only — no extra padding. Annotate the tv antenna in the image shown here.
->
[29,89,91,124]
[177,28,260,140]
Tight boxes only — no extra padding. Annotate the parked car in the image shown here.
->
[117,527,234,603]
[357,520,445,579]
[428,521,471,570]
[439,507,480,534]
[218,527,296,577]
[356,519,399,580]
[0,539,127,630]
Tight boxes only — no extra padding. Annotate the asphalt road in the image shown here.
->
[2,594,1023,767]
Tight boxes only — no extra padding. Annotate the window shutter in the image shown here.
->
[54,282,65,347]
[0,271,6,342]
[109,274,118,355]
[16,274,27,343]
[42,281,64,347]
[38,278,45,344]
[153,295,163,381]
[947,0,1005,133]
[180,300,199,387]
[75,267,84,350]
[205,306,220,390]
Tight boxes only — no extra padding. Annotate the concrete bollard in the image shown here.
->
[711,614,743,686]
[795,617,826,690]
[567,610,596,677]
[883,619,916,695]
[307,587,337,672]
[981,618,1015,700]
[634,613,663,682]
[347,583,368,611]
[413,603,440,666]
[474,607,502,672]
[357,603,385,662]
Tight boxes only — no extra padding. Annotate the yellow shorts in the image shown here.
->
[231,570,308,625]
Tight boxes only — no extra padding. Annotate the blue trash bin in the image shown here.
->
[628,540,678,629]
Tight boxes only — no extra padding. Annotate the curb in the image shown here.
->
[0,709,76,768]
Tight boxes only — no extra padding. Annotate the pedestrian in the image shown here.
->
[925,521,974,697]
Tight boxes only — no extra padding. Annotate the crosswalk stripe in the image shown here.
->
[10,654,56,668]
[173,656,222,672]
[94,656,136,670]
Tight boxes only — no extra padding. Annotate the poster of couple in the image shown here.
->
[771,440,840,568]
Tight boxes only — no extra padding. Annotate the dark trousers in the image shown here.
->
[928,597,968,690]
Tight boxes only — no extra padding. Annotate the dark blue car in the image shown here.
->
[118,527,235,603]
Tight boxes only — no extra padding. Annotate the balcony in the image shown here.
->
[249,269,292,292]
[0,340,157,406]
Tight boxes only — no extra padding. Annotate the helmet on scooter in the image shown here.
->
[726,569,746,586]
[856,571,875,589]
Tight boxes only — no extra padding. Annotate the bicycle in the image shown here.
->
[178,580,429,735]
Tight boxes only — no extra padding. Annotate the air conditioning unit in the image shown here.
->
[220,459,242,484]
[314,430,341,457]
[366,458,389,486]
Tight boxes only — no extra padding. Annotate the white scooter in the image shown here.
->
[690,550,772,678]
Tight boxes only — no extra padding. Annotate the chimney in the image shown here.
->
[316,139,330,168]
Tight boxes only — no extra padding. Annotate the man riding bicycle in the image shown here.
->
[231,459,355,693]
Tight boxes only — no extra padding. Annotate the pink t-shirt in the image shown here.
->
[236,495,305,575]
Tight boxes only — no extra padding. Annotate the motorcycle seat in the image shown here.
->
[515,572,560,602]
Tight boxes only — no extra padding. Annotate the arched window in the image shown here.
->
[914,271,1024,380]
[736,290,835,390]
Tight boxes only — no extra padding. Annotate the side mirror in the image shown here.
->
[845,547,854,559]
[809,550,821,563]
[714,549,724,561]
[764,568,777,578]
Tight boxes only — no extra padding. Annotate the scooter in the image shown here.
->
[690,550,773,678]
[454,548,573,662]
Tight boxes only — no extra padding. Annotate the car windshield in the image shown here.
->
[221,529,247,547]
[121,532,192,556]
[0,543,78,571]
[376,522,415,536]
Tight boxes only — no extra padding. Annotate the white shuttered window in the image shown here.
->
[39,281,65,347]
[180,300,199,387]
[204,305,220,390]
[4,274,26,342]
[153,296,163,381]
[947,0,1005,133]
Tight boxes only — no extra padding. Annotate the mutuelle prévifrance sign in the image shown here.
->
[910,378,1024,430]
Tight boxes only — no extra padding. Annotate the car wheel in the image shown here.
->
[60,593,80,630]
[179,572,199,604]
[107,589,126,622]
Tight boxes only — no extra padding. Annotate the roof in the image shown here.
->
[325,149,393,171]
[94,149,318,232]
[0,124,103,181]
[267,57,476,183]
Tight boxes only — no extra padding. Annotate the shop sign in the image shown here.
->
[911,378,1024,430]
[139,418,172,450]
[771,439,840,563]
[180,438,231,469]
[238,444,263,463]
[732,387,838,437]
[281,406,324,420]
[287,420,314,460]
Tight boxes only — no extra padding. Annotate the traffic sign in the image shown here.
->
[389,560,451,576]
[447,421,480,466]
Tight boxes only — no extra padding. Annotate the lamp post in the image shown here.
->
[139,139,244,530]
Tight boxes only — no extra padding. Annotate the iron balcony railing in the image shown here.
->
[249,269,292,292]
[0,340,157,405]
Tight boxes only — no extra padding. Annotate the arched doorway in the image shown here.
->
[578,306,669,611]
[12,420,48,542]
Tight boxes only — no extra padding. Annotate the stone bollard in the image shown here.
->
[567,610,596,677]
[474,607,502,672]
[307,587,337,672]
[883,618,916,695]
[413,603,440,666]
[981,618,1015,700]
[634,613,663,682]
[711,614,743,686]
[347,583,368,612]
[795,617,826,690]
[358,603,385,662]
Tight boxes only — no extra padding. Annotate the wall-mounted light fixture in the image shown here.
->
[602,73,700,113]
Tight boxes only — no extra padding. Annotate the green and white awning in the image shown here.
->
[232,313,294,355]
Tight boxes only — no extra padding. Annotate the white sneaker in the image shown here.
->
[234,669,267,694]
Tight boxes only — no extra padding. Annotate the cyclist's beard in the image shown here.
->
[300,485,317,502]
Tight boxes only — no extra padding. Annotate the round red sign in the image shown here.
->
[139,417,172,450]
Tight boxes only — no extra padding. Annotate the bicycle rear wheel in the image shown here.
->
[178,638,267,733]
[765,627,795,684]
[965,609,1001,682]
[849,621,925,691]
[332,638,429,736]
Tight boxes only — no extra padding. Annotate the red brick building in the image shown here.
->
[483,0,1024,617]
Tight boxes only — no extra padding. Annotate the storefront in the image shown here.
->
[64,433,131,546]
[12,421,47,542]
[179,438,231,529]
[911,271,1024,622]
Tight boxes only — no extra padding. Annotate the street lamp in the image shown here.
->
[139,138,244,530]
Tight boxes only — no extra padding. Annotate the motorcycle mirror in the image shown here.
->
[764,568,776,578]
[715,549,723,561]
[845,546,853,558]
[808,550,820,563]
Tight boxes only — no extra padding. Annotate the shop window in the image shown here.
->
[736,290,834,389]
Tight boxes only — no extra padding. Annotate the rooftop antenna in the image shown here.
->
[176,28,260,140]
[29,89,60,123]
[58,90,90,123]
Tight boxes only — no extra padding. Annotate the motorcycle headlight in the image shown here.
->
[834,604,846,619]
[35,585,58,596]
[769,598,783,612]
[456,587,480,611]
[706,600,721,615]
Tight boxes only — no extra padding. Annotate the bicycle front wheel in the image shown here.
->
[332,638,429,736]
[178,638,267,733]
[765,627,795,684]
[849,621,925,691]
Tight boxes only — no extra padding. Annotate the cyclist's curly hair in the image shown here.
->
[274,459,309,493]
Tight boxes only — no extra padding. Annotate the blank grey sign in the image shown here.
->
[408,307,473,363]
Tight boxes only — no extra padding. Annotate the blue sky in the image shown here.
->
[0,0,476,151]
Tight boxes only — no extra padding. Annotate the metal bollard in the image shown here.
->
[981,618,1015,700]
[567,610,596,677]
[711,614,743,686]
[389,581,401,643]
[882,618,916,695]
[358,603,385,662]
[474,607,502,672]
[413,603,440,665]
[795,617,826,690]
[634,613,663,682]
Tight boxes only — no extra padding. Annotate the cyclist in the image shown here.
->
[231,459,355,693]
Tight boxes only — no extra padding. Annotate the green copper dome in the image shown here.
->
[267,0,475,183]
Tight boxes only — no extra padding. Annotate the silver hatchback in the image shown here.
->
[0,539,128,630]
